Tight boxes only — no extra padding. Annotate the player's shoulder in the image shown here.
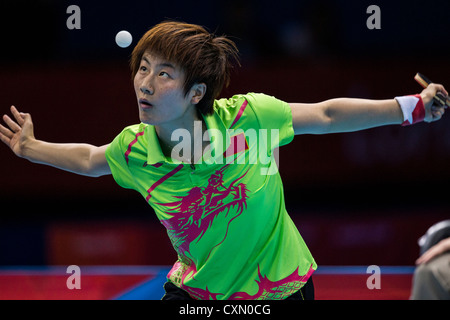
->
[119,123,147,136]
[214,93,284,112]
[213,93,263,124]
[214,94,246,110]
[113,123,148,147]
[213,93,287,128]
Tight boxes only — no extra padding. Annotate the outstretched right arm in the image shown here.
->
[0,106,111,177]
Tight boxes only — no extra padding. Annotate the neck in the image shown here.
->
[155,110,207,164]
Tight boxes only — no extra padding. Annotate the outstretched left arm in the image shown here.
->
[290,83,448,135]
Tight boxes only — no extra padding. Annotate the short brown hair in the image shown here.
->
[130,21,240,115]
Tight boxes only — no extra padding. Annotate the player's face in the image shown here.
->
[134,51,196,126]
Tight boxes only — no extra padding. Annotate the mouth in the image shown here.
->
[139,98,153,109]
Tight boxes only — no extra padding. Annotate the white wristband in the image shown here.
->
[395,94,425,126]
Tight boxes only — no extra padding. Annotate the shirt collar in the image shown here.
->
[145,125,167,165]
[145,109,231,165]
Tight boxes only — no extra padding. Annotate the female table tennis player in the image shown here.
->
[0,21,447,300]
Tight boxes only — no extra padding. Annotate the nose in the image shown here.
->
[139,73,155,95]
[140,86,154,95]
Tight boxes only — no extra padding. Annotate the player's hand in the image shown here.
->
[0,106,35,158]
[421,83,448,123]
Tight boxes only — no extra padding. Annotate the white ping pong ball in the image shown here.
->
[115,30,132,48]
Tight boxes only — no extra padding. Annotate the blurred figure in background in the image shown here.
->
[411,220,450,300]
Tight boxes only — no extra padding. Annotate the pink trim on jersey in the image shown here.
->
[300,263,315,282]
[229,100,248,128]
[145,164,184,202]
[124,129,146,164]
[224,133,249,157]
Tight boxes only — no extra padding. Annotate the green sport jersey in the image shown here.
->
[105,93,317,300]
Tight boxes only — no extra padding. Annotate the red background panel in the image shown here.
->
[46,221,176,265]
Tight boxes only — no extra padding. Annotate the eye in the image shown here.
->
[139,65,148,72]
[159,71,170,78]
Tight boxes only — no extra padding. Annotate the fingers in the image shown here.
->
[416,245,439,265]
[0,105,25,145]
[415,238,450,265]
[0,122,13,138]
[2,113,21,133]
[10,105,25,126]
[1,105,29,132]
[434,83,448,96]
[428,83,449,108]
[422,83,448,122]
[416,254,428,265]
[416,247,439,265]
[0,124,12,145]
[431,105,445,120]
[427,83,448,96]
[423,83,448,102]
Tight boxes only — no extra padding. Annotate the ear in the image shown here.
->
[189,83,207,105]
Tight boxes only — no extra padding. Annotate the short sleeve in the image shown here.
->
[105,127,137,190]
[245,93,295,148]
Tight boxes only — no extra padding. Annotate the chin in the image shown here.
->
[140,117,156,125]
[139,111,156,125]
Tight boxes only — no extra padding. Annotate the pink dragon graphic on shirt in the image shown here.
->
[159,164,249,259]
[157,164,313,300]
